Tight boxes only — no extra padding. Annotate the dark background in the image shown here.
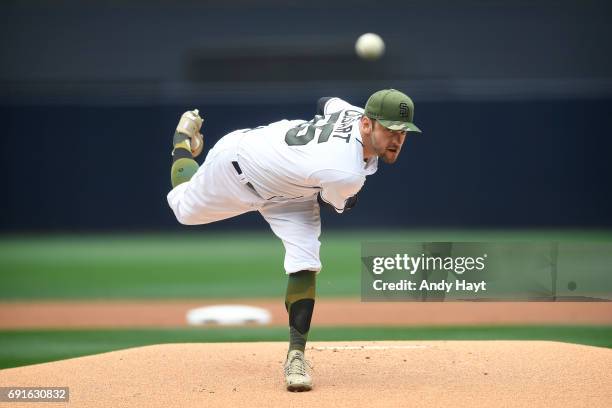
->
[1,0,611,231]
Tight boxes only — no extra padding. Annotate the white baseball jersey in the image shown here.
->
[167,97,378,273]
[237,97,378,211]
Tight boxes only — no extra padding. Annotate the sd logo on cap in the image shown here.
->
[365,89,422,133]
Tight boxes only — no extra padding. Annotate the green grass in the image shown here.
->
[1,325,611,369]
[1,230,611,300]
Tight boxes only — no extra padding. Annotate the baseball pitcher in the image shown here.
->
[167,89,421,391]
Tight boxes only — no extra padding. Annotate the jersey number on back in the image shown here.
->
[285,112,342,146]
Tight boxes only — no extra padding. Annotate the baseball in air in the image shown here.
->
[355,33,385,60]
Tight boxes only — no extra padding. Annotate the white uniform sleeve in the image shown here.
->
[323,97,361,115]
[311,169,365,213]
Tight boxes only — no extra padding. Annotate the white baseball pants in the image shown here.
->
[167,130,322,274]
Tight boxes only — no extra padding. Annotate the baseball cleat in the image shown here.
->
[284,350,312,392]
[190,131,204,157]
[176,109,205,158]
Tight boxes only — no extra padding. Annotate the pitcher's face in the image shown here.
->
[367,118,406,164]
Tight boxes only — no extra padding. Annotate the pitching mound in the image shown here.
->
[1,341,610,407]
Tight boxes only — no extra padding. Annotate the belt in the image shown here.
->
[231,161,259,195]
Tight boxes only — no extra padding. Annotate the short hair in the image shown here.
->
[365,115,377,129]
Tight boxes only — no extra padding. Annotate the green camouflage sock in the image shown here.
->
[170,132,199,188]
[285,270,316,353]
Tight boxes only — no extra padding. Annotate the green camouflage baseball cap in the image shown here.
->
[365,89,422,133]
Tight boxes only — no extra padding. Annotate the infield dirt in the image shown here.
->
[1,341,611,407]
[1,299,611,328]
